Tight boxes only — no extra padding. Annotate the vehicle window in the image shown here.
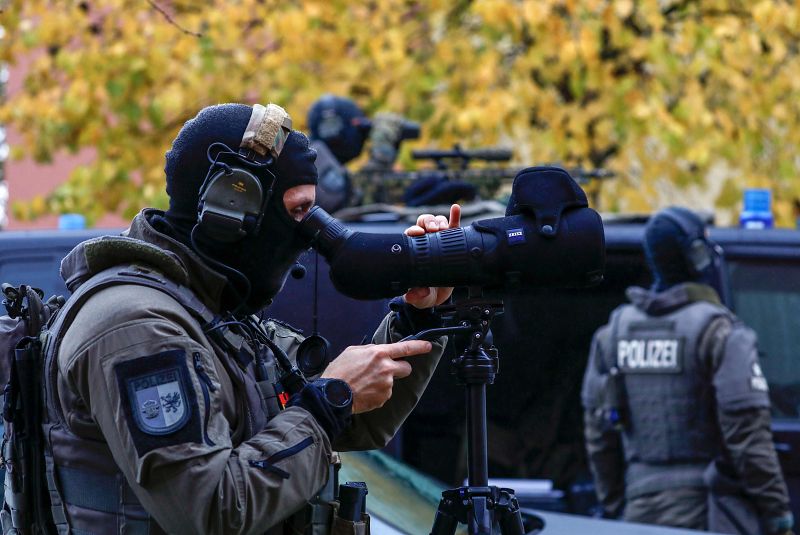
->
[0,254,71,299]
[728,260,800,419]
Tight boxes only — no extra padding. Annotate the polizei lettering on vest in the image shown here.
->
[617,338,683,373]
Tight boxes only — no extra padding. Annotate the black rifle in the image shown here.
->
[351,144,614,205]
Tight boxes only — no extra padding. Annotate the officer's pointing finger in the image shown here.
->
[384,340,433,359]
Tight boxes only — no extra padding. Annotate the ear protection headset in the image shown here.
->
[658,207,713,277]
[196,104,293,243]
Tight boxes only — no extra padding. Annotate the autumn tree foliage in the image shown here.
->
[2,0,800,224]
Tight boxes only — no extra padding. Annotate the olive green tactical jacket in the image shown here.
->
[54,209,445,534]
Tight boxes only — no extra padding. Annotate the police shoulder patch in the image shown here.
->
[750,362,769,392]
[115,350,202,456]
[128,367,189,435]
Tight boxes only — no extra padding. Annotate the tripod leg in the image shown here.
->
[430,497,459,535]
[469,496,492,535]
[498,508,524,535]
[496,489,525,535]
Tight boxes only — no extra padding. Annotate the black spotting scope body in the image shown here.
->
[299,166,605,300]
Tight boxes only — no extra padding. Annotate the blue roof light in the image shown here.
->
[740,188,773,229]
[58,213,86,230]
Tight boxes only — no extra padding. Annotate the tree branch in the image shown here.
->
[146,0,203,38]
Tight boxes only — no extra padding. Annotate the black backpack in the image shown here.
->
[0,284,65,534]
[0,265,214,535]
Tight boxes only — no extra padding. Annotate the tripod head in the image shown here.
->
[401,293,504,384]
[402,292,502,343]
[406,294,503,394]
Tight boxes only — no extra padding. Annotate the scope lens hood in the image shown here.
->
[506,166,589,238]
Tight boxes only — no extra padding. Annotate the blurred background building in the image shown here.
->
[2,57,125,230]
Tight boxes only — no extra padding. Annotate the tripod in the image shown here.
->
[406,295,525,535]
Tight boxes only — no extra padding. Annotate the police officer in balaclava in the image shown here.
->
[307,94,477,210]
[581,207,793,535]
[46,102,456,534]
[158,104,318,312]
[307,94,432,211]
[306,95,382,212]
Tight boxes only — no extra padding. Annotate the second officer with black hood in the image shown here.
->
[581,207,793,534]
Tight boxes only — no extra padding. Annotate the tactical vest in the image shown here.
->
[311,140,351,213]
[41,265,285,534]
[604,300,733,469]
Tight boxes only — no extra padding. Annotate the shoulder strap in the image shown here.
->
[695,306,735,371]
[54,264,214,341]
[40,264,216,532]
[44,264,215,426]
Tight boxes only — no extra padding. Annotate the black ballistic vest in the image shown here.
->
[607,300,733,465]
[42,266,279,534]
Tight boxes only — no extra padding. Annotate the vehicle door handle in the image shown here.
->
[774,442,792,453]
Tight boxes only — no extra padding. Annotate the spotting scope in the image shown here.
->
[299,166,605,300]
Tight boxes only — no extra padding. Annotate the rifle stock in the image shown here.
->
[351,166,614,205]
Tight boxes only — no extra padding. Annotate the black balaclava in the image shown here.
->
[162,103,317,313]
[307,95,368,164]
[643,207,708,291]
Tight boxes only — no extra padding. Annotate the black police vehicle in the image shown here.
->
[2,213,798,533]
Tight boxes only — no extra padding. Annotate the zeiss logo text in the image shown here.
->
[507,228,526,245]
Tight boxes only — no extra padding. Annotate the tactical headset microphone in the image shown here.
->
[196,103,293,243]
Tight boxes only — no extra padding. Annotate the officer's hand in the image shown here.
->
[403,204,462,309]
[321,340,433,414]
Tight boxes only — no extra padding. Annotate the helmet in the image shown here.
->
[644,207,720,292]
[307,95,368,164]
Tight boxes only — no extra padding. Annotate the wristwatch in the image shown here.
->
[319,378,353,411]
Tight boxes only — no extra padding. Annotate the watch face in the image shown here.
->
[324,379,352,409]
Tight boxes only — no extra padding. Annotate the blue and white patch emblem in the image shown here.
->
[116,350,201,456]
[128,368,190,435]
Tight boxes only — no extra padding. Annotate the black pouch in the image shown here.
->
[602,367,628,431]
[331,481,369,535]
